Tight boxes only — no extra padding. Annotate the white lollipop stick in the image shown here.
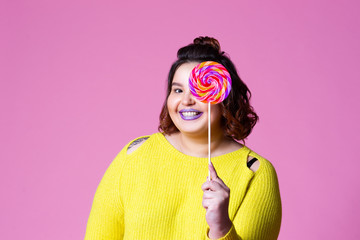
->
[208,102,211,179]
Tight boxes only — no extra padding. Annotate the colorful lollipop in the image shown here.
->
[189,61,231,104]
[189,61,232,178]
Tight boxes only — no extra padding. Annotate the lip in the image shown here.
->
[179,108,203,121]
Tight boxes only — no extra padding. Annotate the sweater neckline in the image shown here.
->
[154,132,250,164]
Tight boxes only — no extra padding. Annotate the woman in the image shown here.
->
[85,36,282,239]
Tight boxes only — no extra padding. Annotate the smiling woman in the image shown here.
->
[85,36,282,240]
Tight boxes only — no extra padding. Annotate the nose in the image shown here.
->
[182,91,196,106]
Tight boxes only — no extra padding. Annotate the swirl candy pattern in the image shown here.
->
[189,61,232,104]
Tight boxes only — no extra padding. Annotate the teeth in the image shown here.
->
[182,112,199,117]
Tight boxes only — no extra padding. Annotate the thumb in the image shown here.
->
[209,161,218,180]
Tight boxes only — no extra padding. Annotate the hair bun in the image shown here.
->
[193,36,221,53]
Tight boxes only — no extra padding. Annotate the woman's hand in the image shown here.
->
[202,162,233,239]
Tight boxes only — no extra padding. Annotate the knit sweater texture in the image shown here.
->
[85,133,282,239]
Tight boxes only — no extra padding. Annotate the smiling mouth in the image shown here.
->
[179,110,203,120]
[182,112,200,117]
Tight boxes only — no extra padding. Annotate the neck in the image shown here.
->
[173,128,229,158]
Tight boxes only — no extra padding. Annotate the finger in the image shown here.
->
[212,176,229,190]
[202,178,230,195]
[209,161,218,180]
[201,181,211,191]
[203,190,217,199]
[208,163,229,189]
[202,181,215,191]
[202,180,224,192]
[202,198,212,209]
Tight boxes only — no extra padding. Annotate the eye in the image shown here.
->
[173,88,183,93]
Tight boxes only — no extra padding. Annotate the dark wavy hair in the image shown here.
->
[158,36,258,142]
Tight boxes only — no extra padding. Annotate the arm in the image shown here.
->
[203,160,282,240]
[230,161,282,240]
[84,151,126,240]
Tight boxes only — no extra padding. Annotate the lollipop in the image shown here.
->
[189,61,232,178]
[189,61,231,104]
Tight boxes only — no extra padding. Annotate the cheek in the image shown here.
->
[166,95,176,112]
[167,93,181,108]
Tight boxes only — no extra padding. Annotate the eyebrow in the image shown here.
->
[171,82,183,87]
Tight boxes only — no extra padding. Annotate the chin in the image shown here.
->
[178,127,207,136]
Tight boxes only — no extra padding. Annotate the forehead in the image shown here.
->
[173,62,200,84]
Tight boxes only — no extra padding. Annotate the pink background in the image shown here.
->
[1,0,359,239]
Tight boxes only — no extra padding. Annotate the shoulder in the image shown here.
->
[246,148,279,179]
[244,148,281,200]
[126,136,150,154]
[125,133,162,155]
[97,133,159,187]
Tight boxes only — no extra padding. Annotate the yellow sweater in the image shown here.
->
[85,133,282,240]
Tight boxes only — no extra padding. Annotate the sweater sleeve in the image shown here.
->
[205,159,282,240]
[84,148,128,240]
